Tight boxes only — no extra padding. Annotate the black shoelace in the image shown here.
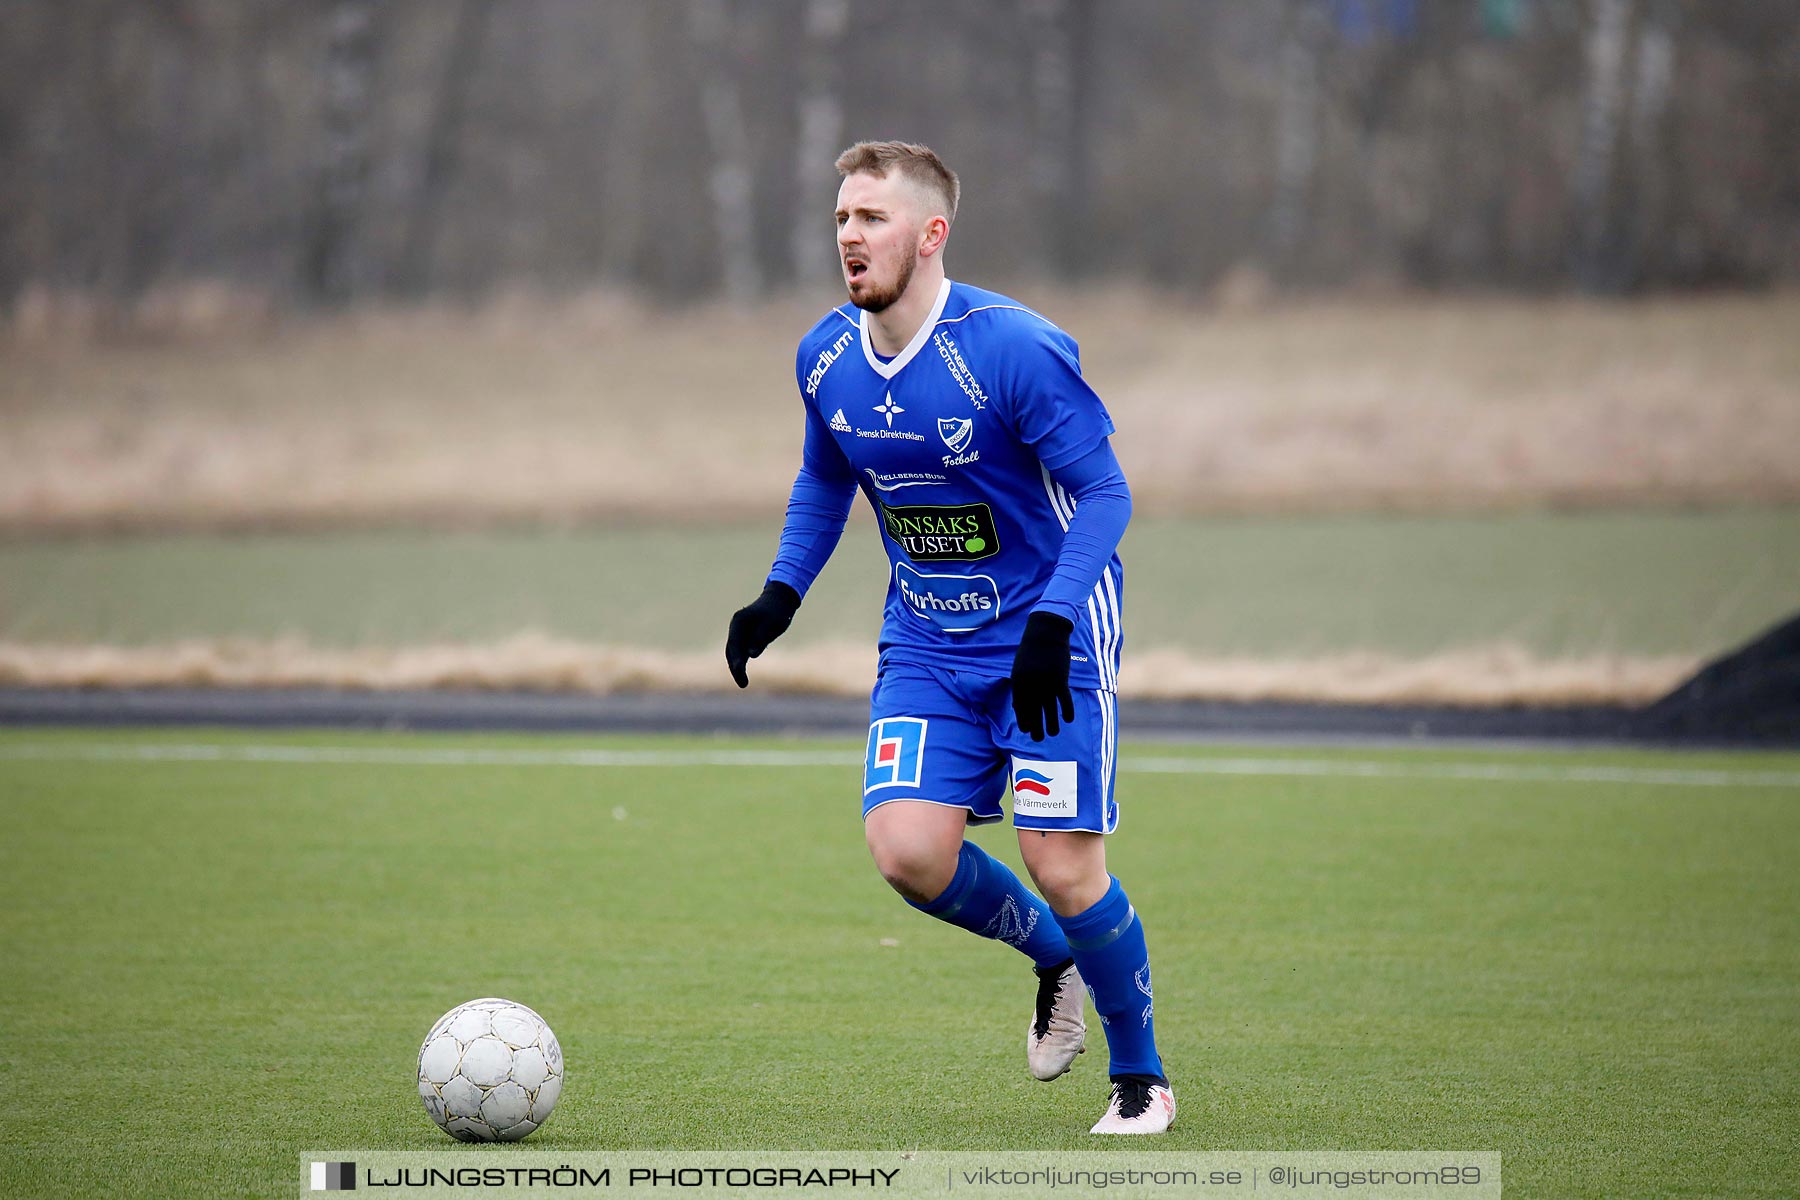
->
[1113,1080,1153,1120]
[1109,1075,1168,1120]
[1032,958,1075,1040]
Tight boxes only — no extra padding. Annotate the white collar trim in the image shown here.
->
[860,277,952,379]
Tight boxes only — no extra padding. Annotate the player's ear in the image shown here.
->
[918,214,950,259]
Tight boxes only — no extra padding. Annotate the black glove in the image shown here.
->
[725,581,801,688]
[1010,611,1076,741]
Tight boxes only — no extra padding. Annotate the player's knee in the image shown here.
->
[866,834,956,904]
[1024,855,1107,917]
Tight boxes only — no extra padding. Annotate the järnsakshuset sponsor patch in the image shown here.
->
[879,501,1001,562]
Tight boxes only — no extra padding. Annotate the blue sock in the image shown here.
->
[909,842,1072,970]
[1056,875,1164,1079]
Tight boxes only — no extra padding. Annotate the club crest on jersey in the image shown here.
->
[1009,758,1078,818]
[937,417,974,456]
[864,717,927,794]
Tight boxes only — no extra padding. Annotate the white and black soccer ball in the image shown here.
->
[417,997,563,1141]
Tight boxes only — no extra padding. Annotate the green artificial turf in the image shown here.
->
[3,506,1797,657]
[1,728,1797,1197]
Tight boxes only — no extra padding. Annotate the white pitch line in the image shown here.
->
[1125,756,1800,789]
[0,742,1797,789]
[0,743,853,769]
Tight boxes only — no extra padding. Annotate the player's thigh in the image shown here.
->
[863,661,1008,827]
[864,799,972,894]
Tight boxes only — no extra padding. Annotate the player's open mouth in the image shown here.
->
[845,258,868,281]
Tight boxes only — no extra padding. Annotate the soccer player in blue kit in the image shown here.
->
[726,141,1173,1134]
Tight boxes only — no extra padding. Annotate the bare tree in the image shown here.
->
[4,1,1797,305]
[1622,0,1676,285]
[1573,0,1632,290]
[303,0,377,305]
[393,0,494,298]
[1269,0,1328,267]
[1024,0,1097,278]
[789,0,849,286]
[689,0,760,300]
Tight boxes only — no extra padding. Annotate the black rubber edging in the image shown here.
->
[1,686,1765,747]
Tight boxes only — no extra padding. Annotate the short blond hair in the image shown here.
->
[834,140,960,224]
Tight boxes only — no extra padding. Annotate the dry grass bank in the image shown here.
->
[0,635,1696,706]
[3,288,1796,532]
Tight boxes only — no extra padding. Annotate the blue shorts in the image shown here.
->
[862,660,1120,834]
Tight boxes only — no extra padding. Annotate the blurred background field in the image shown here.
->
[3,0,1797,705]
[4,290,1798,530]
[3,506,1795,703]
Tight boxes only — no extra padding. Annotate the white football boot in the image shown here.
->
[1089,1077,1177,1134]
[1026,958,1087,1080]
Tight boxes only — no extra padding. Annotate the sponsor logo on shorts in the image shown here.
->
[864,717,927,793]
[895,563,1000,632]
[879,501,1000,561]
[1010,758,1078,818]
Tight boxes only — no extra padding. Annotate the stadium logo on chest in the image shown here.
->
[805,330,855,398]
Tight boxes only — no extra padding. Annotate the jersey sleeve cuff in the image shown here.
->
[1030,599,1085,627]
[765,568,810,601]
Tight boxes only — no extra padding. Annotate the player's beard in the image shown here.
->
[848,243,917,314]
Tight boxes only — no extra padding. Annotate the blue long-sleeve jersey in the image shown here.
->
[768,279,1130,692]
